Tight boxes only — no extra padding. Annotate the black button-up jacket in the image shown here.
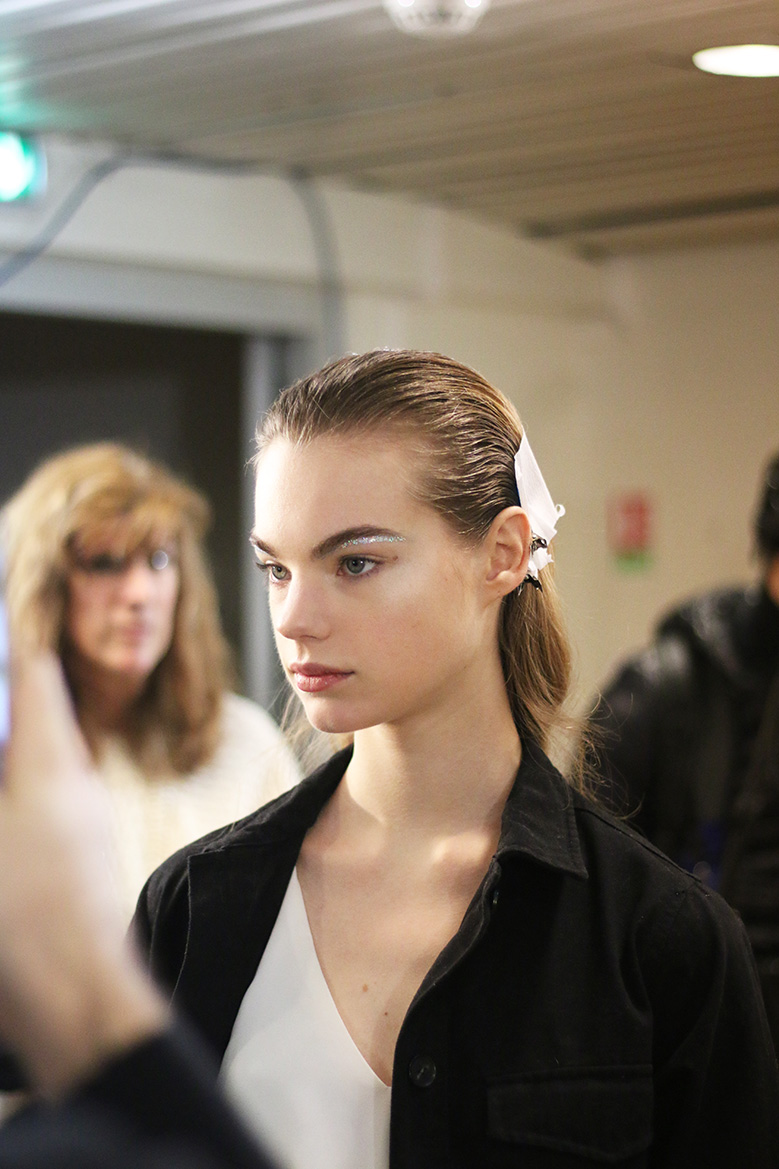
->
[134,741,779,1168]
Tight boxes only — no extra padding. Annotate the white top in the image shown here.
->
[221,868,392,1169]
[99,692,300,918]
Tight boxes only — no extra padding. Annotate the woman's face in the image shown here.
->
[252,433,498,736]
[64,523,180,687]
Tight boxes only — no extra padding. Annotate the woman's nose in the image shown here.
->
[273,579,330,642]
[117,558,157,603]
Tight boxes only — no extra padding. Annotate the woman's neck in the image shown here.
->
[66,659,147,737]
[342,688,522,840]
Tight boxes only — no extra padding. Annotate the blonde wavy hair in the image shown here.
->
[2,443,232,775]
[256,349,593,795]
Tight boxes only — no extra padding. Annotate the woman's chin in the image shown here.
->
[305,712,354,736]
[302,702,372,738]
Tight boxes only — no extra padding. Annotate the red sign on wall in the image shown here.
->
[608,492,653,569]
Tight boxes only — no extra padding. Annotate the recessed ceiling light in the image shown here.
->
[382,0,490,37]
[692,43,779,77]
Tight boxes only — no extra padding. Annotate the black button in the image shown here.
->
[408,1055,437,1088]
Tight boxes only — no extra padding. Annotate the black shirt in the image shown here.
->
[134,741,779,1168]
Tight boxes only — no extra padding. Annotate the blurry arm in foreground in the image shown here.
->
[0,654,278,1169]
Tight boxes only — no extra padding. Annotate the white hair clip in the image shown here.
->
[514,434,565,590]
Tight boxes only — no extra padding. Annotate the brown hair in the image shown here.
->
[2,443,232,774]
[256,349,591,795]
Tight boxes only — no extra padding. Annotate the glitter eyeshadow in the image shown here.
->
[339,534,406,548]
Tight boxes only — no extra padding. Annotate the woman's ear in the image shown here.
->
[483,506,531,599]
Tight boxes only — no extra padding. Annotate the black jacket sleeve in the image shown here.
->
[646,883,779,1167]
[0,1025,281,1169]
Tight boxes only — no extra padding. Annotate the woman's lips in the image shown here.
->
[116,623,154,644]
[290,664,352,693]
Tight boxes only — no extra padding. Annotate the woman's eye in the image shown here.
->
[255,561,289,583]
[341,556,376,577]
[82,553,125,575]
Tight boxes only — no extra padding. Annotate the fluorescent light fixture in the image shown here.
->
[692,43,779,77]
[382,0,489,36]
[0,132,45,201]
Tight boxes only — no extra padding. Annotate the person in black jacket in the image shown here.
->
[0,653,279,1169]
[590,451,779,1048]
[134,350,779,1168]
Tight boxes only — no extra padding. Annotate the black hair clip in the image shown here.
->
[520,535,547,592]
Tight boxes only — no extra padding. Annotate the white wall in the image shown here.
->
[1,136,777,707]
[585,244,779,693]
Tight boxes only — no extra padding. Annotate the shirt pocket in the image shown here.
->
[487,1065,653,1164]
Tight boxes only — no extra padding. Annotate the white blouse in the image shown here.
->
[221,868,392,1169]
[99,693,300,918]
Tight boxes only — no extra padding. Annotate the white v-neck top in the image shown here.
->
[220,868,392,1169]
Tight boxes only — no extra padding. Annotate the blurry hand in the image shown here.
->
[0,653,167,1097]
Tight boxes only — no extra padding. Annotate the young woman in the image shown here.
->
[2,443,298,915]
[134,351,779,1169]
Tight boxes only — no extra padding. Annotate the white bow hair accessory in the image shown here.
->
[514,434,565,583]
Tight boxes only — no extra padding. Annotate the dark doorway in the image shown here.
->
[0,311,247,675]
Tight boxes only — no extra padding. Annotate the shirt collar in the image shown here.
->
[225,738,587,880]
[498,737,588,879]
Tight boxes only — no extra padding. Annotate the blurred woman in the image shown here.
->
[2,443,298,915]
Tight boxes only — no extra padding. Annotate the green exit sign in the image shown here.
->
[0,133,45,202]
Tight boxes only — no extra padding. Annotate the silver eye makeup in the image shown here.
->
[251,530,405,586]
[334,534,404,578]
[338,534,406,549]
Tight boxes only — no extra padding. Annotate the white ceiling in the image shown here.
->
[2,0,779,256]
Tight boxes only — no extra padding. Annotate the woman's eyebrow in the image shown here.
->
[249,533,275,556]
[319,528,406,557]
[249,527,405,560]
